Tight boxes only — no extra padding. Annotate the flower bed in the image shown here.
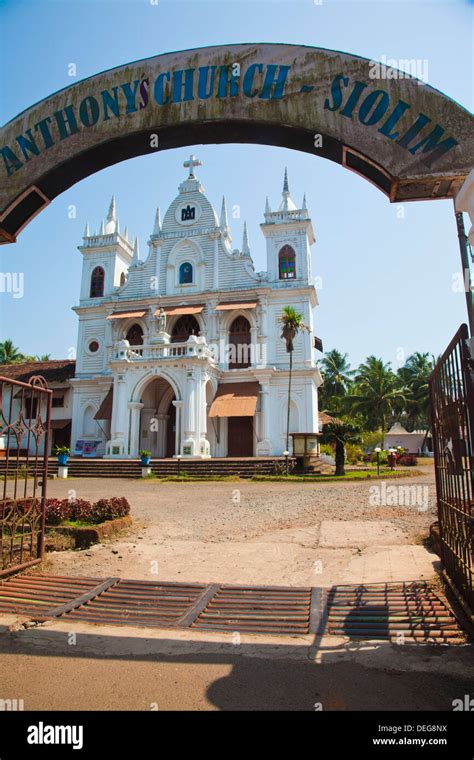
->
[45,496,130,525]
[44,496,131,549]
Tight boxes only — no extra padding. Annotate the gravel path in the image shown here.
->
[41,468,439,586]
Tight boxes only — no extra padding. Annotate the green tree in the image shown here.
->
[350,356,407,447]
[397,352,434,430]
[321,418,361,476]
[278,306,307,453]
[319,349,354,411]
[35,354,51,361]
[0,339,25,365]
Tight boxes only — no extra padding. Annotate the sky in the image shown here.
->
[0,0,472,370]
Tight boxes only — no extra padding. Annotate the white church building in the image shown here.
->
[70,156,322,459]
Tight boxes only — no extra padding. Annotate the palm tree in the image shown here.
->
[278,306,307,453]
[322,418,361,476]
[0,339,25,365]
[319,349,354,412]
[35,354,51,361]
[350,356,407,447]
[397,352,434,430]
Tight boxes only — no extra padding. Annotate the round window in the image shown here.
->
[88,340,99,353]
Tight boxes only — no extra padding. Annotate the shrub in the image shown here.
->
[320,443,334,456]
[397,453,417,466]
[92,496,130,524]
[345,444,364,464]
[45,496,130,525]
[68,498,95,522]
[45,498,71,525]
[371,449,389,465]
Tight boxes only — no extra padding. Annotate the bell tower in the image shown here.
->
[260,169,315,284]
[78,196,134,303]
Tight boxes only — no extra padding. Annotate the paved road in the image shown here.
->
[1,619,472,711]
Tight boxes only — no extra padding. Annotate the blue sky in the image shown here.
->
[0,0,472,369]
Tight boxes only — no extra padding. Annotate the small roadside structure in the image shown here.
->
[385,422,432,454]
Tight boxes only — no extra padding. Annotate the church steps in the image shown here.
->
[0,457,292,479]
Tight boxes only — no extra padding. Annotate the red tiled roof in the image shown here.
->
[0,360,76,384]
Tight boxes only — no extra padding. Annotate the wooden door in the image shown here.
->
[227,416,254,456]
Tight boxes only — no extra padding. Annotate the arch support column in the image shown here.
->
[128,402,144,458]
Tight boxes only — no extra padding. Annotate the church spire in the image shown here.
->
[302,193,307,210]
[242,222,250,256]
[265,196,271,215]
[84,222,90,238]
[107,194,116,222]
[130,236,140,267]
[153,207,161,235]
[220,196,229,228]
[278,167,297,212]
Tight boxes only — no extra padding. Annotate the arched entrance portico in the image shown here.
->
[137,377,176,458]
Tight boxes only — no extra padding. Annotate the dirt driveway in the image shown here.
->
[42,468,439,587]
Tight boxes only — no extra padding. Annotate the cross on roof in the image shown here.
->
[183,154,202,177]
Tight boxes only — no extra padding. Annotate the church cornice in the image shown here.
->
[149,226,221,243]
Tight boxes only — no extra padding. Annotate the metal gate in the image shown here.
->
[0,375,51,576]
[429,324,474,615]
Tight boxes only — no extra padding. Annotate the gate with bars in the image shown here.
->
[429,323,474,616]
[0,375,51,577]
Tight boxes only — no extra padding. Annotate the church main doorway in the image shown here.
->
[228,416,254,457]
[139,377,176,458]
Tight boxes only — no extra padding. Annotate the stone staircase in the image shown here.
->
[0,456,294,479]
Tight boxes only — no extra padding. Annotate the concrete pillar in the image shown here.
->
[128,402,144,457]
[256,384,271,456]
[173,400,184,456]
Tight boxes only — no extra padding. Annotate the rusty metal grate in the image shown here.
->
[191,584,312,634]
[0,574,102,616]
[326,582,466,643]
[0,574,468,642]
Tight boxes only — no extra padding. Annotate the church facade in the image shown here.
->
[70,157,322,459]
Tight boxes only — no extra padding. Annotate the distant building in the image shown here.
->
[385,422,432,454]
[0,360,75,456]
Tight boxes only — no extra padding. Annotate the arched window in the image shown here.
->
[171,315,200,343]
[126,323,144,346]
[179,262,193,284]
[90,266,105,297]
[278,245,296,280]
[229,316,251,369]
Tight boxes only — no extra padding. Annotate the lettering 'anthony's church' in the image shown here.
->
[70,156,322,458]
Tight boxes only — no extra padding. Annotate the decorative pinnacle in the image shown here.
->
[107,194,116,222]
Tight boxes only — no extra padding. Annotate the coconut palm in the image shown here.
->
[349,356,407,447]
[321,418,361,476]
[397,352,435,430]
[0,339,25,365]
[319,348,355,413]
[278,306,307,453]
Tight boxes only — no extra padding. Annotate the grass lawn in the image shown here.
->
[140,468,422,483]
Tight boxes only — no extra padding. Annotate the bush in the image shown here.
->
[397,453,417,466]
[45,498,71,525]
[68,498,95,523]
[371,449,389,465]
[320,443,334,456]
[45,496,130,525]
[345,444,364,464]
[91,497,130,524]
